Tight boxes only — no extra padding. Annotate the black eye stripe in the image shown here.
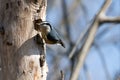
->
[41,22,52,29]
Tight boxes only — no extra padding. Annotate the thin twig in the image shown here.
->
[68,19,94,59]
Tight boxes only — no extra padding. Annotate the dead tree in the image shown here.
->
[0,0,48,80]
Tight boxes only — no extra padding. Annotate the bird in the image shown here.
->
[34,19,65,48]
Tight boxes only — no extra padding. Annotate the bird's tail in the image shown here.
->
[59,40,65,48]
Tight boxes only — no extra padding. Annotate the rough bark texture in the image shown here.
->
[0,0,48,80]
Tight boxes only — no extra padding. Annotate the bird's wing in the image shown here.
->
[47,28,59,42]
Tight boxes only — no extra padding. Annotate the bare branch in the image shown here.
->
[70,16,99,80]
[100,16,120,23]
[70,0,113,80]
[68,19,94,59]
[99,0,112,15]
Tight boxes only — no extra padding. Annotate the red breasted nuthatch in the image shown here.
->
[34,19,65,48]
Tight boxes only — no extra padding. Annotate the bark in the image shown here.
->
[0,0,48,80]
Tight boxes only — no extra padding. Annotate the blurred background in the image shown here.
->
[46,0,120,80]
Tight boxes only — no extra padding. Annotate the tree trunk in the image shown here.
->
[0,0,48,80]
